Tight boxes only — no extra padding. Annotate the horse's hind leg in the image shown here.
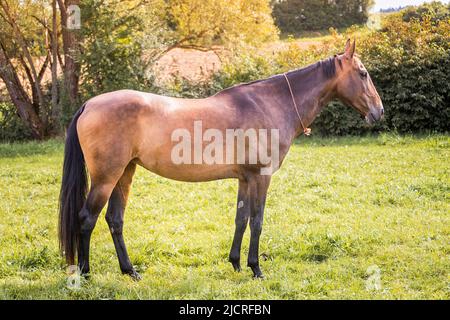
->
[105,162,140,280]
[78,182,116,276]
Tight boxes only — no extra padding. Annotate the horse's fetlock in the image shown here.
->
[229,254,240,264]
[247,259,259,268]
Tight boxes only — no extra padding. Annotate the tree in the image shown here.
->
[57,0,81,114]
[51,0,59,125]
[168,0,278,48]
[78,0,153,98]
[0,0,280,139]
[272,0,375,33]
[78,0,279,96]
[0,0,51,138]
[142,0,279,60]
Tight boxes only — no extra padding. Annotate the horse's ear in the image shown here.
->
[344,38,355,59]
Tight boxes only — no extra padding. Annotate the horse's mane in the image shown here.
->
[216,56,338,95]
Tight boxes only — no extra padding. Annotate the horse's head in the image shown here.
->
[335,39,384,124]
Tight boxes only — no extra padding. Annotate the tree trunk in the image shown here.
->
[58,0,81,111]
[51,0,60,131]
[0,1,48,129]
[0,48,44,139]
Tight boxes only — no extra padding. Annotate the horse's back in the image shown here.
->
[75,90,239,182]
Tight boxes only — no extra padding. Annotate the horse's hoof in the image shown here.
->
[249,265,264,279]
[229,257,241,272]
[125,270,142,281]
[231,262,241,272]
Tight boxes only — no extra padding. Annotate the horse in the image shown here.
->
[59,39,384,280]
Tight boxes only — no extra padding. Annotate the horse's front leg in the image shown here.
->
[247,175,271,278]
[229,179,250,271]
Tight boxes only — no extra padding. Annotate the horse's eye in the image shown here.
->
[360,70,368,78]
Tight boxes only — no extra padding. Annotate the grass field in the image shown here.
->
[0,134,448,299]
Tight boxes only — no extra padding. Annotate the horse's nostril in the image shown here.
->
[381,108,384,116]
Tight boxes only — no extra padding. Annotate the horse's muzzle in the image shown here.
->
[366,105,384,124]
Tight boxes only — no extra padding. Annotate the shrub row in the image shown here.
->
[272,0,372,33]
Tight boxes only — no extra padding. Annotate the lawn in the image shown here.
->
[0,134,448,299]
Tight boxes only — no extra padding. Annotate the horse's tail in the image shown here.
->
[58,104,87,265]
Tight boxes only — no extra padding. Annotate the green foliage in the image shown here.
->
[357,8,449,134]
[0,0,50,59]
[215,52,277,87]
[311,5,450,135]
[304,11,449,135]
[192,4,450,135]
[0,135,448,298]
[402,1,450,23]
[0,103,33,142]
[272,0,374,34]
[166,0,279,49]
[78,0,154,100]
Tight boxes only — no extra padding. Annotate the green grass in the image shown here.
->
[0,134,448,299]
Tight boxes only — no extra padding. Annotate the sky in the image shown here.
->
[371,0,450,12]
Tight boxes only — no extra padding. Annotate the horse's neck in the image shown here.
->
[286,68,337,137]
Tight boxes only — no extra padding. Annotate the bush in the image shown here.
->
[315,13,450,135]
[0,103,33,142]
[79,0,154,100]
[272,0,373,34]
[402,1,450,24]
[359,10,449,134]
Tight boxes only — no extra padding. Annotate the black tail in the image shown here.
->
[58,104,87,265]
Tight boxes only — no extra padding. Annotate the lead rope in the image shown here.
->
[283,73,311,136]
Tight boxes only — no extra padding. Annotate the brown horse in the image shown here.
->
[59,40,383,280]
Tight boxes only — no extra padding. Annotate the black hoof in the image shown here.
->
[229,257,241,272]
[79,266,90,280]
[124,269,142,281]
[249,265,264,279]
[232,262,241,272]
[80,272,91,280]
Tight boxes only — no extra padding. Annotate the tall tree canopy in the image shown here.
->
[272,0,374,33]
[165,0,278,50]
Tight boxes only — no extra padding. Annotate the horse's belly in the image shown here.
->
[137,158,239,182]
